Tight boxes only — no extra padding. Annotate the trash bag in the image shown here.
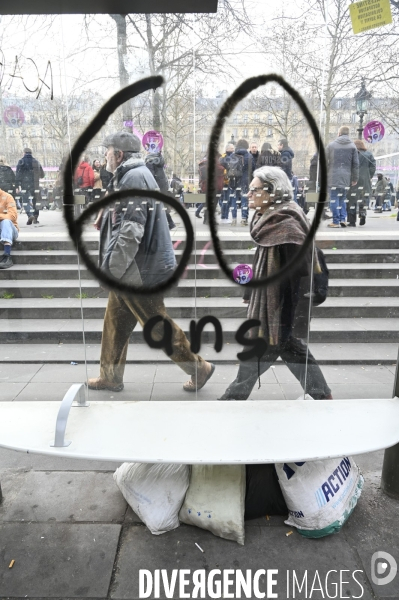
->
[275,457,364,538]
[245,464,288,520]
[179,465,245,545]
[114,463,190,535]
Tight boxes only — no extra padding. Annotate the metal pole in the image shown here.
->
[381,347,399,499]
[357,111,364,140]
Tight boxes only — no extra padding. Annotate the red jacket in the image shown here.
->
[198,157,224,194]
[75,161,95,188]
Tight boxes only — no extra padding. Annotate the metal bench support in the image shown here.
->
[50,383,89,448]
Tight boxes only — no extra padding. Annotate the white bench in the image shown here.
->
[0,383,399,464]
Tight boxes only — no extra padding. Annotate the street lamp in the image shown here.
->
[354,79,372,140]
[230,134,235,146]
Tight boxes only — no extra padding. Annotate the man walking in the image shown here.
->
[249,142,259,174]
[88,132,215,393]
[326,126,359,228]
[219,142,236,223]
[277,139,294,180]
[15,148,44,226]
[374,172,390,213]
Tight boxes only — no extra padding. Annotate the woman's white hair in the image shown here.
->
[252,166,293,202]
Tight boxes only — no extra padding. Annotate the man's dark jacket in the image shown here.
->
[100,156,176,288]
[15,153,44,190]
[280,147,294,179]
[326,135,359,188]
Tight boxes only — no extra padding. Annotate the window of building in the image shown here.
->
[254,114,259,122]
[268,115,273,125]
[243,114,248,123]
[268,128,273,137]
[243,128,248,137]
[337,100,342,109]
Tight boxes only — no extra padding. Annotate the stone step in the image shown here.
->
[2,263,399,280]
[1,278,399,298]
[14,234,399,252]
[0,317,398,344]
[323,249,399,263]
[10,248,399,266]
[0,341,396,364]
[0,297,398,320]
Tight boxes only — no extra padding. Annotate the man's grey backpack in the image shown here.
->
[227,154,244,178]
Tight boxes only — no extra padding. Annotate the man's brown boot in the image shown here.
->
[183,362,215,392]
[87,377,124,392]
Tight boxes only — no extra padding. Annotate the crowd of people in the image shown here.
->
[0,128,397,276]
[0,128,397,401]
[196,129,397,228]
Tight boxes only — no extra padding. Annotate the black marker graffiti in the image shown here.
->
[0,50,53,99]
[63,74,328,358]
[206,74,327,289]
[63,75,194,296]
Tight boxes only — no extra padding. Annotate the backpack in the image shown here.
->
[75,166,86,188]
[227,153,244,178]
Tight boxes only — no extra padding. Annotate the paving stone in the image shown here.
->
[0,471,127,523]
[274,364,394,385]
[153,363,277,384]
[0,382,28,401]
[0,363,43,382]
[15,382,153,402]
[111,524,373,599]
[0,522,120,597]
[355,450,384,474]
[30,363,156,384]
[150,382,228,401]
[13,381,83,401]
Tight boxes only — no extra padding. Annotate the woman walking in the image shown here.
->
[219,166,332,401]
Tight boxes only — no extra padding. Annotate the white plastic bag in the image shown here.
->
[275,456,363,538]
[114,463,190,535]
[179,465,246,545]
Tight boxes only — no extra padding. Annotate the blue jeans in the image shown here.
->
[383,198,391,210]
[195,203,204,217]
[0,219,18,245]
[221,187,231,219]
[236,188,248,220]
[20,188,39,217]
[329,187,347,224]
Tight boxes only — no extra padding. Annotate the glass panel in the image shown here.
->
[0,5,396,409]
[0,4,398,596]
[0,15,90,401]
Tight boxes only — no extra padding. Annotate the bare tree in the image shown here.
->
[261,0,393,144]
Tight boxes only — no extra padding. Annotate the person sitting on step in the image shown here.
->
[0,188,19,269]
